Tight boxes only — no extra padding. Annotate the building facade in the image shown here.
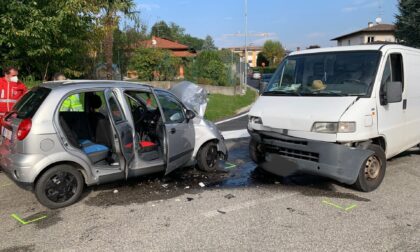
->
[332,23,396,46]
[225,46,263,68]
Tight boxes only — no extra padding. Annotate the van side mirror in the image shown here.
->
[185,109,196,121]
[380,81,402,105]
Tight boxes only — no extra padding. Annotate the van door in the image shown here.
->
[377,52,406,157]
[155,90,195,175]
[104,89,134,174]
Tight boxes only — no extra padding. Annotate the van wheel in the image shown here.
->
[353,145,386,192]
[249,138,264,164]
[35,164,84,209]
[197,142,219,172]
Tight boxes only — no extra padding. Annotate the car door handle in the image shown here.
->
[403,99,407,110]
[170,128,176,134]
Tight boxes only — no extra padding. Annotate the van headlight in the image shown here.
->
[311,122,356,133]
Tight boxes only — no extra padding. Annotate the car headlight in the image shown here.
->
[311,122,356,133]
[249,116,263,124]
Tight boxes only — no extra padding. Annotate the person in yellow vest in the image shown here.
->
[54,73,84,112]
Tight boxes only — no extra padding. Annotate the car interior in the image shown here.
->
[58,90,165,167]
[123,90,164,162]
[59,92,118,165]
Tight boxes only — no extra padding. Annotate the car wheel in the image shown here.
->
[197,142,219,172]
[353,144,386,192]
[249,138,265,164]
[35,164,84,209]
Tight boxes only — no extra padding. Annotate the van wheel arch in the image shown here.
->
[371,137,387,152]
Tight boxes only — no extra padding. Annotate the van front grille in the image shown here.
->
[265,144,319,162]
[263,135,308,146]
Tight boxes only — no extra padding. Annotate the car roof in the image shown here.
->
[39,80,156,92]
[289,44,420,56]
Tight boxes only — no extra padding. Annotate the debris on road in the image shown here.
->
[199,182,206,187]
[185,186,190,189]
[187,197,194,201]
[224,194,235,199]
[162,184,169,188]
[113,189,118,194]
[217,210,226,214]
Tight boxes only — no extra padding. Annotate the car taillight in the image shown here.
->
[17,118,32,141]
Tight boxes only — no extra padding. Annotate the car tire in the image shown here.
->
[197,142,219,172]
[35,164,84,209]
[353,144,386,192]
[249,138,265,164]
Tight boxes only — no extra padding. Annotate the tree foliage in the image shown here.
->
[0,0,94,79]
[129,48,180,81]
[92,0,138,78]
[202,35,217,51]
[261,40,285,66]
[395,0,420,48]
[185,51,229,86]
[150,21,204,51]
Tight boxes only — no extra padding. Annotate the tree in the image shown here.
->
[202,35,217,51]
[129,48,180,81]
[94,0,138,79]
[395,0,420,48]
[262,40,285,66]
[256,53,269,67]
[185,51,229,86]
[151,21,173,40]
[0,0,95,80]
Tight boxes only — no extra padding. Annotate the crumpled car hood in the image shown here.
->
[170,81,208,117]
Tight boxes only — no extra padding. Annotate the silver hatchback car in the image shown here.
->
[0,81,227,208]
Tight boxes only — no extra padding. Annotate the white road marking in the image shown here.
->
[202,192,299,218]
[221,129,250,140]
[215,112,249,125]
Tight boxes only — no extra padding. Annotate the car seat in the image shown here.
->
[59,114,109,163]
[86,94,114,149]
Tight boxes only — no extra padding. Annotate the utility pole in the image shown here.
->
[244,0,248,94]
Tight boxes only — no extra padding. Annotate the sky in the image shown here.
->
[134,0,399,50]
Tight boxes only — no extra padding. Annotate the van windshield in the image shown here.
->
[263,51,381,97]
[13,87,51,119]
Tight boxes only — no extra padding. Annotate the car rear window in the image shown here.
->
[13,87,51,119]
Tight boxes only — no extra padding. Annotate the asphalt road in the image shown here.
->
[1,137,419,251]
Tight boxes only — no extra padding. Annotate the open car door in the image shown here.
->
[155,90,195,175]
[104,89,134,177]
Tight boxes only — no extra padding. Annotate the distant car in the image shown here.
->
[259,73,273,93]
[0,80,227,208]
[252,72,261,80]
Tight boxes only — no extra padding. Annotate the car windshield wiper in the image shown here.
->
[263,90,301,96]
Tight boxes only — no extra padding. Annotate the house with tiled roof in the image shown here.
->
[332,23,396,46]
[127,36,196,79]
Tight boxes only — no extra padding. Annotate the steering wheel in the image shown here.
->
[133,102,148,126]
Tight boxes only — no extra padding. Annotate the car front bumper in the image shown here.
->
[250,130,373,185]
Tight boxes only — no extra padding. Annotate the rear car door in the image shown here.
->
[104,89,134,173]
[155,90,195,174]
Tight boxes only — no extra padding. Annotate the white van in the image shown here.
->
[248,44,420,191]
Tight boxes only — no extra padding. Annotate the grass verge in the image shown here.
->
[205,88,257,122]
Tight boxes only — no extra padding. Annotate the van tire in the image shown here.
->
[249,138,265,164]
[353,144,386,192]
[197,142,219,172]
[35,164,84,209]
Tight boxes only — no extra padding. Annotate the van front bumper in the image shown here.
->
[250,130,374,185]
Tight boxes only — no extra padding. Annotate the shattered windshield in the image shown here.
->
[264,51,381,97]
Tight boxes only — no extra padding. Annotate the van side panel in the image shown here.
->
[401,50,420,153]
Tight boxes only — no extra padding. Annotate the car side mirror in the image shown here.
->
[185,109,196,121]
[381,81,402,105]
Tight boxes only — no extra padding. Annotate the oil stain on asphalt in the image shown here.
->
[85,138,370,208]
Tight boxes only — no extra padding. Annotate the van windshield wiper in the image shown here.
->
[301,91,349,97]
[263,90,301,96]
